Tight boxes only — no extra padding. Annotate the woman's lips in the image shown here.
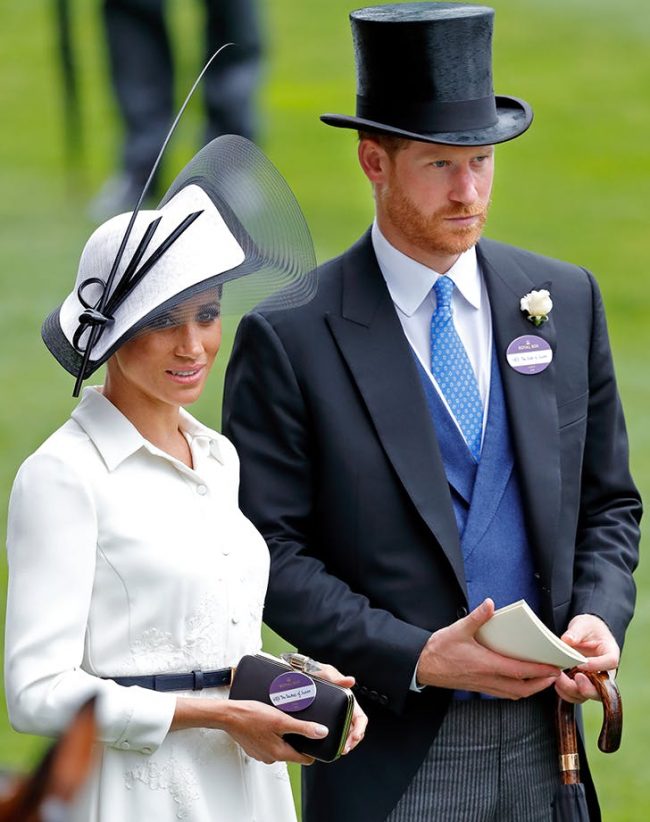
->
[165,365,205,385]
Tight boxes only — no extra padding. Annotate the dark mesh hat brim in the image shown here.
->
[321,95,533,146]
[158,136,317,313]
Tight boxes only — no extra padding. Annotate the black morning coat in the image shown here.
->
[222,231,641,822]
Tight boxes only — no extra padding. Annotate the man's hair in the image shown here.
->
[357,130,408,156]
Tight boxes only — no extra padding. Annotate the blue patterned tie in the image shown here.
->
[430,276,483,461]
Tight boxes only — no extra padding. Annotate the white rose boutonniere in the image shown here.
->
[520,289,553,327]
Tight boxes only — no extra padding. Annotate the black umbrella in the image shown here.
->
[552,783,590,822]
[552,670,622,821]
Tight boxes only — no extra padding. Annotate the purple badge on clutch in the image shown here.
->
[506,335,553,375]
[269,671,317,713]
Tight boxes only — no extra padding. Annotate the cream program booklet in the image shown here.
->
[476,600,587,668]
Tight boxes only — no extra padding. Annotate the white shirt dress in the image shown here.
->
[4,387,297,822]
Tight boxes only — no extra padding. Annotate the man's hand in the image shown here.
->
[554,614,620,704]
[416,598,562,699]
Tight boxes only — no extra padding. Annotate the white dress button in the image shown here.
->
[142,746,152,754]
[231,616,239,625]
[120,741,130,750]
[197,485,208,496]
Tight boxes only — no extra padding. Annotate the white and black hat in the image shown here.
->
[42,135,317,394]
[321,3,533,146]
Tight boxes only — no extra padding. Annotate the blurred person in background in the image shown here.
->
[222,3,641,821]
[89,0,263,220]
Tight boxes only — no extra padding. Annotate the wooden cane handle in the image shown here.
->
[567,668,622,753]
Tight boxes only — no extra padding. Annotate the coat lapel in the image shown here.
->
[477,240,561,586]
[326,234,466,592]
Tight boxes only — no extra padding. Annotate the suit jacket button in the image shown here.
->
[379,695,388,706]
[457,606,468,618]
[359,685,368,694]
[369,690,379,701]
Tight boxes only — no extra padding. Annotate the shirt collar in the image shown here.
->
[71,387,223,471]
[178,406,224,464]
[371,221,482,317]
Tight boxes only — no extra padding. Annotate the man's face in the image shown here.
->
[372,139,495,270]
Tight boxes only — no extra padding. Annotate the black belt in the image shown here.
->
[106,667,233,692]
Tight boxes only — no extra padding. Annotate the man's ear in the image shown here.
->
[358,139,391,185]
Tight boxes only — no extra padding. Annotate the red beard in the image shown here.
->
[379,177,489,258]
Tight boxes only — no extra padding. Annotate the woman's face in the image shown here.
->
[105,294,222,411]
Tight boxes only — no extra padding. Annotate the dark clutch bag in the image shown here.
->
[229,653,355,762]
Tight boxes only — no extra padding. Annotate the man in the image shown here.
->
[89,0,263,219]
[222,4,640,820]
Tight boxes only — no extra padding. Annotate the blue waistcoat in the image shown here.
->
[415,350,540,616]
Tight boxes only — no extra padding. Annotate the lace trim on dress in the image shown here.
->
[123,593,230,674]
[125,756,200,820]
[124,730,239,818]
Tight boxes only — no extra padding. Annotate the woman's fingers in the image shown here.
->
[274,739,317,766]
[298,662,367,755]
[343,700,367,754]
[311,662,355,689]
[283,717,329,740]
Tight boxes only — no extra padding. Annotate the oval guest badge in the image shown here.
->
[269,671,317,713]
[506,335,553,375]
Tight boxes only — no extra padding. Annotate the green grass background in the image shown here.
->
[0,0,648,817]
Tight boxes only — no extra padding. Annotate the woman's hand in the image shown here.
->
[172,697,328,765]
[305,662,368,756]
[221,700,328,764]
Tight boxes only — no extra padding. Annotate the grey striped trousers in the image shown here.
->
[386,695,560,821]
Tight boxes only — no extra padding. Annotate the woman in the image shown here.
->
[5,136,365,821]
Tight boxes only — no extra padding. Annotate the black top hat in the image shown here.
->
[321,3,532,146]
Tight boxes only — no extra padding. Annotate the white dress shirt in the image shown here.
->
[5,387,296,822]
[372,221,493,441]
